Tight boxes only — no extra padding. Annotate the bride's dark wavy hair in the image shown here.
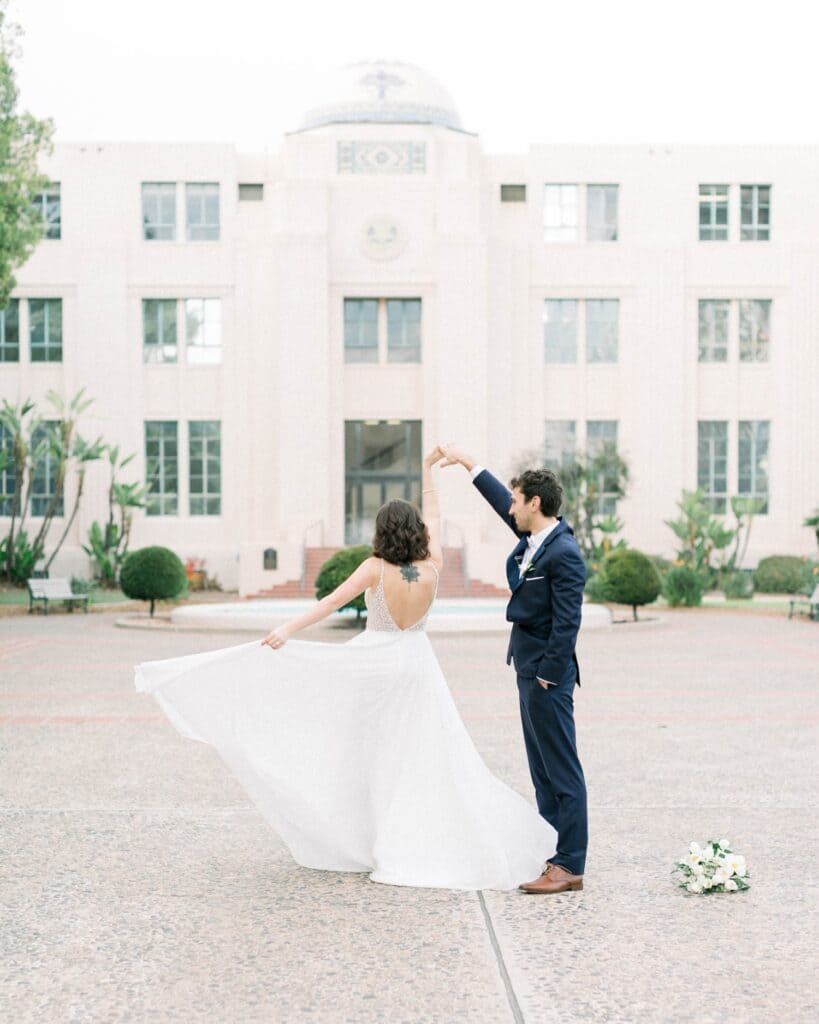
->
[372,500,430,564]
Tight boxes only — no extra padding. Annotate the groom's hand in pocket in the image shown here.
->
[537,677,557,690]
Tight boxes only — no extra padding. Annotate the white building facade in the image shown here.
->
[2,61,818,594]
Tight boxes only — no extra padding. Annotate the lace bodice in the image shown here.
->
[364,559,439,633]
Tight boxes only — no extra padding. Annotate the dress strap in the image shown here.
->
[430,560,440,598]
[378,557,385,588]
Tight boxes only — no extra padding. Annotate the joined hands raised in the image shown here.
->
[429,443,475,472]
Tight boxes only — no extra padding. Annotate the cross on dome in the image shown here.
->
[299,60,464,132]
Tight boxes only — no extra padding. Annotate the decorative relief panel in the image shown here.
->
[361,217,408,261]
[337,141,426,175]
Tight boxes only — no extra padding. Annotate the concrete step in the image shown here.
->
[253,545,509,600]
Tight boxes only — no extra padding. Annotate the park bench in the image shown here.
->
[26,578,89,616]
[787,584,819,622]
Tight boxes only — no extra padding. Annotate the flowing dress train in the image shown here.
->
[134,560,556,890]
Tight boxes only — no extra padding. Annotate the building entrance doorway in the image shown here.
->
[345,420,421,544]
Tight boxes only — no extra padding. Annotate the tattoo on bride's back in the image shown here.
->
[400,563,420,584]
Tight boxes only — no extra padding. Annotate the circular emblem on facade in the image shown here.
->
[361,217,407,261]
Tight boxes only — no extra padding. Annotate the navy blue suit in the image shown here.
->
[473,468,588,876]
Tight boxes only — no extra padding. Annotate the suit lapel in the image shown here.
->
[507,536,529,590]
[511,520,566,591]
[528,519,566,565]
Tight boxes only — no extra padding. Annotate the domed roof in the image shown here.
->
[299,60,463,132]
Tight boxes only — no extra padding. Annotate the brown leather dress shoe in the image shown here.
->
[518,863,584,894]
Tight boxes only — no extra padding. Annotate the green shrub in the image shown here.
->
[722,570,754,600]
[598,548,662,620]
[662,566,705,607]
[584,573,609,603]
[753,555,810,594]
[315,545,372,620]
[120,546,187,616]
[69,576,97,595]
[648,554,673,579]
[0,529,41,586]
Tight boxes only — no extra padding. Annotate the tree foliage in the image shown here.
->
[315,546,371,620]
[0,390,107,583]
[598,548,661,621]
[81,446,150,587]
[513,442,630,564]
[0,0,55,308]
[664,489,734,582]
[119,546,187,617]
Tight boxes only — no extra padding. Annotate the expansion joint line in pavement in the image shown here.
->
[477,890,525,1024]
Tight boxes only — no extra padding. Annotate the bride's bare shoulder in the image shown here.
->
[357,555,382,584]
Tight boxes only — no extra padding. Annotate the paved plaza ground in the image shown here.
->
[1,605,817,1023]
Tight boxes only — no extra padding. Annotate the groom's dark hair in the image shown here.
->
[509,468,563,517]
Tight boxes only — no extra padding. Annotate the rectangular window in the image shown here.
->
[29,299,63,362]
[386,299,421,363]
[543,184,578,241]
[33,182,61,239]
[30,420,63,517]
[544,420,576,469]
[586,299,619,363]
[697,421,728,513]
[185,299,222,364]
[586,184,618,241]
[145,421,178,516]
[0,299,20,363]
[142,183,176,240]
[238,183,264,201]
[740,185,770,241]
[344,420,422,544]
[698,184,729,240]
[186,183,220,240]
[142,299,178,363]
[586,420,619,517]
[344,299,379,363]
[739,299,771,362]
[738,420,769,513]
[500,184,526,202]
[0,423,16,516]
[698,299,729,362]
[189,421,221,515]
[543,299,578,363]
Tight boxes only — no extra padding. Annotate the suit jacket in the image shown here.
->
[473,468,586,685]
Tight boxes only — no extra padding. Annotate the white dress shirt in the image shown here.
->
[470,464,560,687]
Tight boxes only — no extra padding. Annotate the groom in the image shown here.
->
[439,444,588,894]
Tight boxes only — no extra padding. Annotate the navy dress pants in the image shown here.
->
[516,666,588,876]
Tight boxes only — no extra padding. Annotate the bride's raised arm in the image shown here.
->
[261,557,379,649]
[422,448,444,568]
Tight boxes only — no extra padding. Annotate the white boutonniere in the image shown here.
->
[521,561,537,576]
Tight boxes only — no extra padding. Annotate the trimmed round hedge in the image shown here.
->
[598,548,661,620]
[120,545,187,616]
[584,573,609,604]
[315,545,372,620]
[753,555,809,594]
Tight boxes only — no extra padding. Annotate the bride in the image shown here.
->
[135,447,556,890]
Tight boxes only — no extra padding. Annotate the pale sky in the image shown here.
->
[11,0,818,152]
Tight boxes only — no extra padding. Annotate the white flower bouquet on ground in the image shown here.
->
[674,840,750,894]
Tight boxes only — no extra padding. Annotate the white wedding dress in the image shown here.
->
[134,558,556,890]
